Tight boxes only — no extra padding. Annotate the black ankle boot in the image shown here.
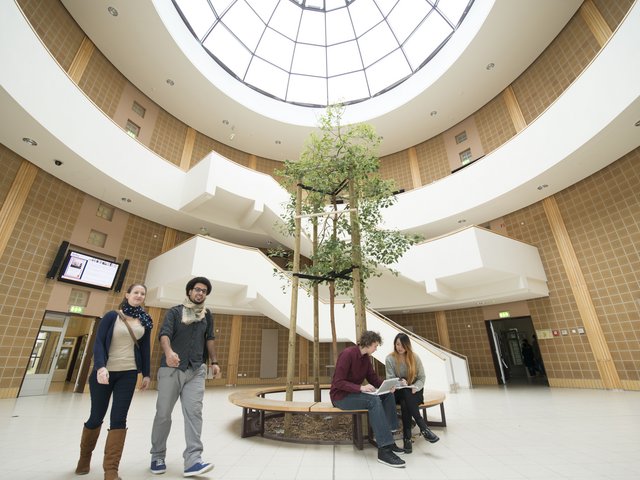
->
[421,428,440,443]
[403,437,412,453]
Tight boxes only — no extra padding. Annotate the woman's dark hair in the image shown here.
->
[186,276,212,295]
[119,283,147,309]
[358,330,382,347]
[392,332,417,383]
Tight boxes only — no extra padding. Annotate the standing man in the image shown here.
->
[330,330,406,468]
[150,277,220,477]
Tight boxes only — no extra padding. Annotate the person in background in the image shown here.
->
[75,283,153,480]
[531,334,545,376]
[330,330,406,468]
[385,333,440,453]
[521,338,536,376]
[149,277,220,477]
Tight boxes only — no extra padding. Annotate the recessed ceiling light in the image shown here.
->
[430,110,437,117]
[121,197,131,203]
[22,137,37,146]
[486,62,495,70]
[107,6,118,17]
[537,184,549,190]
[166,79,175,86]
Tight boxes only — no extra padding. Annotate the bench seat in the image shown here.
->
[228,385,446,449]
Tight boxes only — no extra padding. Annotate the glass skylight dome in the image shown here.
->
[174,0,474,107]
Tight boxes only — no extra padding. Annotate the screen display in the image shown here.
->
[58,250,120,290]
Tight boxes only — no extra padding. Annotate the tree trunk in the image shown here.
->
[284,183,303,430]
[329,196,338,372]
[349,178,366,339]
[312,218,320,402]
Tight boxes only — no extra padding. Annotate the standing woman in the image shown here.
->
[75,283,153,480]
[385,333,439,453]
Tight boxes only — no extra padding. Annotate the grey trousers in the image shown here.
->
[150,365,206,468]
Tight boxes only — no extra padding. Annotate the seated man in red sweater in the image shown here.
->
[330,330,406,468]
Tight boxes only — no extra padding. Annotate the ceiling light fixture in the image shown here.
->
[121,197,131,203]
[275,140,281,145]
[22,137,37,146]
[166,79,175,86]
[107,6,118,17]
[222,119,229,125]
[430,110,437,117]
[457,219,466,224]
[537,184,549,190]
[486,62,495,70]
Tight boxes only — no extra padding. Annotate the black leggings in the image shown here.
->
[394,387,428,437]
[86,369,137,430]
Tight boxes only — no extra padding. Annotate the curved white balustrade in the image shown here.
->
[1,1,638,246]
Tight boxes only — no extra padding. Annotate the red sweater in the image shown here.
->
[330,345,383,402]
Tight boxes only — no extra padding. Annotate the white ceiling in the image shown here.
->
[59,0,583,162]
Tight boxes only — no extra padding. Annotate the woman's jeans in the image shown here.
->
[394,388,427,437]
[86,369,138,430]
[333,392,398,448]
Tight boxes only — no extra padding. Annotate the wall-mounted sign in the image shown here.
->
[561,329,569,336]
[577,326,585,334]
[536,329,553,340]
[499,311,511,318]
[552,329,560,337]
[69,305,84,314]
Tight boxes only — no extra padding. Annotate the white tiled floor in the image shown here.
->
[0,383,638,479]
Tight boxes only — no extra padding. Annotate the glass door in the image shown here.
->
[20,312,68,396]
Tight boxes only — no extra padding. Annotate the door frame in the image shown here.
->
[19,312,69,396]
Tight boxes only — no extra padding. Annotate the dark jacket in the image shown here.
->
[93,310,152,377]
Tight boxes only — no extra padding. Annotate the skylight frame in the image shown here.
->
[173,0,474,107]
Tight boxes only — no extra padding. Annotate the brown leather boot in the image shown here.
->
[103,428,126,480]
[75,425,101,475]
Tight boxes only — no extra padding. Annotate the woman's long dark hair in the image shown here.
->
[391,333,417,383]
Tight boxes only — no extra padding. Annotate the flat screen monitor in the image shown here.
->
[58,249,120,291]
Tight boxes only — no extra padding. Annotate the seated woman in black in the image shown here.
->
[385,333,439,453]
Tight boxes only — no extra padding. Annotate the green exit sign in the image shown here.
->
[498,311,510,318]
[69,305,84,314]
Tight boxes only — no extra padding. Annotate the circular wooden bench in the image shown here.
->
[228,385,446,449]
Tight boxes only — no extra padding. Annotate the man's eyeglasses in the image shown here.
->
[192,287,208,294]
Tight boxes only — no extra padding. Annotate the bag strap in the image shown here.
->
[118,311,139,348]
